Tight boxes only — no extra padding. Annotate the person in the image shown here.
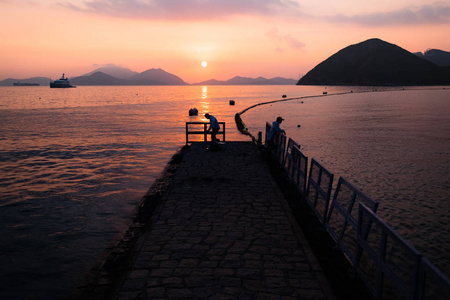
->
[267,116,286,149]
[205,113,220,144]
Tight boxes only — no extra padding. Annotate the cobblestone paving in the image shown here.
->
[118,142,335,299]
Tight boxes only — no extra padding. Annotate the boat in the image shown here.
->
[13,82,39,86]
[50,74,75,88]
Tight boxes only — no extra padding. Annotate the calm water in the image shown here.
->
[244,88,450,276]
[0,85,449,299]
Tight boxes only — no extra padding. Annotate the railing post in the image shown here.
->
[223,123,226,142]
[186,123,189,144]
[185,122,226,143]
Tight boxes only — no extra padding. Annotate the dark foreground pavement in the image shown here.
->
[72,142,336,299]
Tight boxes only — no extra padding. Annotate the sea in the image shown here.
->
[0,85,449,299]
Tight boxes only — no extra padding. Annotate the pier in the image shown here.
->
[72,141,347,299]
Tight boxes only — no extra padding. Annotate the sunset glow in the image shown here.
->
[1,0,450,83]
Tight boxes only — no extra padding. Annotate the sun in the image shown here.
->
[201,61,208,67]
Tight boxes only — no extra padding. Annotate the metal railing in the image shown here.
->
[305,158,334,224]
[418,257,450,299]
[326,177,379,265]
[357,204,423,299]
[284,138,308,195]
[185,122,225,144]
[263,123,450,299]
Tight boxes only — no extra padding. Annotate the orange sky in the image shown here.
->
[1,0,450,84]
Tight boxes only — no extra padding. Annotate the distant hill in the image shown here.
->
[127,68,187,85]
[414,49,450,67]
[71,72,125,86]
[297,38,450,86]
[195,79,224,85]
[193,76,297,85]
[71,68,188,86]
[81,65,138,78]
[0,77,50,86]
[267,77,299,85]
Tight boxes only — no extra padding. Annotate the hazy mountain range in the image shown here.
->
[297,38,450,86]
[2,38,450,86]
[70,68,188,86]
[0,67,296,86]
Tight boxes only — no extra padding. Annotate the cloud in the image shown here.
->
[284,34,305,49]
[265,27,305,51]
[92,63,121,67]
[330,3,450,26]
[61,0,302,21]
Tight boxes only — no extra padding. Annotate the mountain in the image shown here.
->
[127,68,187,85]
[193,76,297,85]
[195,79,225,85]
[414,49,450,67]
[0,77,50,86]
[82,65,138,79]
[297,38,450,86]
[71,72,125,86]
[70,68,188,86]
[267,77,299,85]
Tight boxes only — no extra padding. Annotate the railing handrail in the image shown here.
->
[186,122,226,144]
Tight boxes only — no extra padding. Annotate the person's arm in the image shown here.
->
[274,122,285,135]
[279,124,286,134]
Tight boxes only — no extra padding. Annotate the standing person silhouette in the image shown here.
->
[267,116,286,149]
[205,113,220,149]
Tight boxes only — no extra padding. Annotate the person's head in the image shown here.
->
[205,113,210,119]
[276,116,284,124]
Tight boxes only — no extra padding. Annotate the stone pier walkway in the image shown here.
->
[75,142,336,299]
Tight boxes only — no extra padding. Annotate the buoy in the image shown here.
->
[189,108,198,116]
[229,100,235,105]
[297,125,301,128]
[282,95,287,98]
[323,91,327,95]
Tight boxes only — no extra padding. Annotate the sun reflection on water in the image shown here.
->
[201,85,208,99]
